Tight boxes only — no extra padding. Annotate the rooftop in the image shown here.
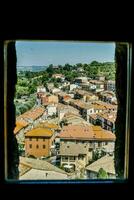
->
[59,124,116,141]
[89,114,98,120]
[36,122,60,130]
[25,128,53,137]
[97,111,117,123]
[14,119,29,134]
[86,155,115,175]
[59,143,89,156]
[89,80,104,84]
[92,101,117,110]
[18,107,45,121]
[19,157,67,178]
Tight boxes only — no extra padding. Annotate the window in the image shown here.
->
[78,155,84,160]
[69,156,75,161]
[36,145,39,149]
[29,144,32,148]
[62,156,68,161]
[3,40,132,183]
[98,142,101,147]
[43,145,45,149]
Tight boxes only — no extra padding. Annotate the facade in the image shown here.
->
[88,114,98,125]
[41,94,58,105]
[95,75,105,81]
[59,143,89,171]
[57,103,80,120]
[59,124,116,162]
[69,84,78,91]
[37,86,46,93]
[25,127,55,158]
[51,88,61,94]
[97,111,116,133]
[46,104,57,116]
[105,80,116,92]
[89,80,104,92]
[74,89,98,102]
[98,90,116,104]
[75,77,88,85]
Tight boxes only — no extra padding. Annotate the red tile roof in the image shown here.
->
[18,107,45,121]
[59,124,115,141]
[14,120,29,134]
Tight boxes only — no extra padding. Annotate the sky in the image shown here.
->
[16,41,115,66]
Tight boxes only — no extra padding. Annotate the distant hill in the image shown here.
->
[17,66,48,72]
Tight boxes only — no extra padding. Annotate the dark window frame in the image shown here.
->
[0,38,133,190]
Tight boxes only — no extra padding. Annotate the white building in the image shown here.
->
[105,80,116,92]
[70,84,78,91]
[37,86,46,93]
[46,104,57,116]
[51,88,61,94]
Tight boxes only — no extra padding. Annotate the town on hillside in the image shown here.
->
[14,62,117,180]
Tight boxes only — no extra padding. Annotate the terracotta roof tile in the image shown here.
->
[36,122,60,130]
[18,107,45,121]
[59,124,115,141]
[25,128,53,137]
[14,120,29,134]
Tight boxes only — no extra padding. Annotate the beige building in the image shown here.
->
[59,143,89,171]
[59,124,116,163]
[41,94,58,105]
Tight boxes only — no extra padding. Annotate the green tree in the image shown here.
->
[97,168,108,179]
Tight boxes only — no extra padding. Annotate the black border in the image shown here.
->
[0,29,134,197]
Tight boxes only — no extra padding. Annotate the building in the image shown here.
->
[18,107,46,126]
[105,80,116,92]
[51,88,61,94]
[97,111,117,133]
[46,104,57,116]
[14,107,46,144]
[75,77,88,85]
[70,99,103,121]
[86,154,116,179]
[69,84,78,91]
[25,127,55,158]
[56,91,71,103]
[47,83,54,92]
[74,89,98,102]
[59,143,89,171]
[37,86,46,93]
[88,114,98,125]
[59,124,116,161]
[14,119,29,144]
[57,103,80,120]
[61,112,87,126]
[41,94,58,105]
[91,101,117,112]
[98,90,116,104]
[52,73,65,79]
[95,75,105,81]
[89,80,104,92]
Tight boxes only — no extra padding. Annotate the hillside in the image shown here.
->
[17,66,48,72]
